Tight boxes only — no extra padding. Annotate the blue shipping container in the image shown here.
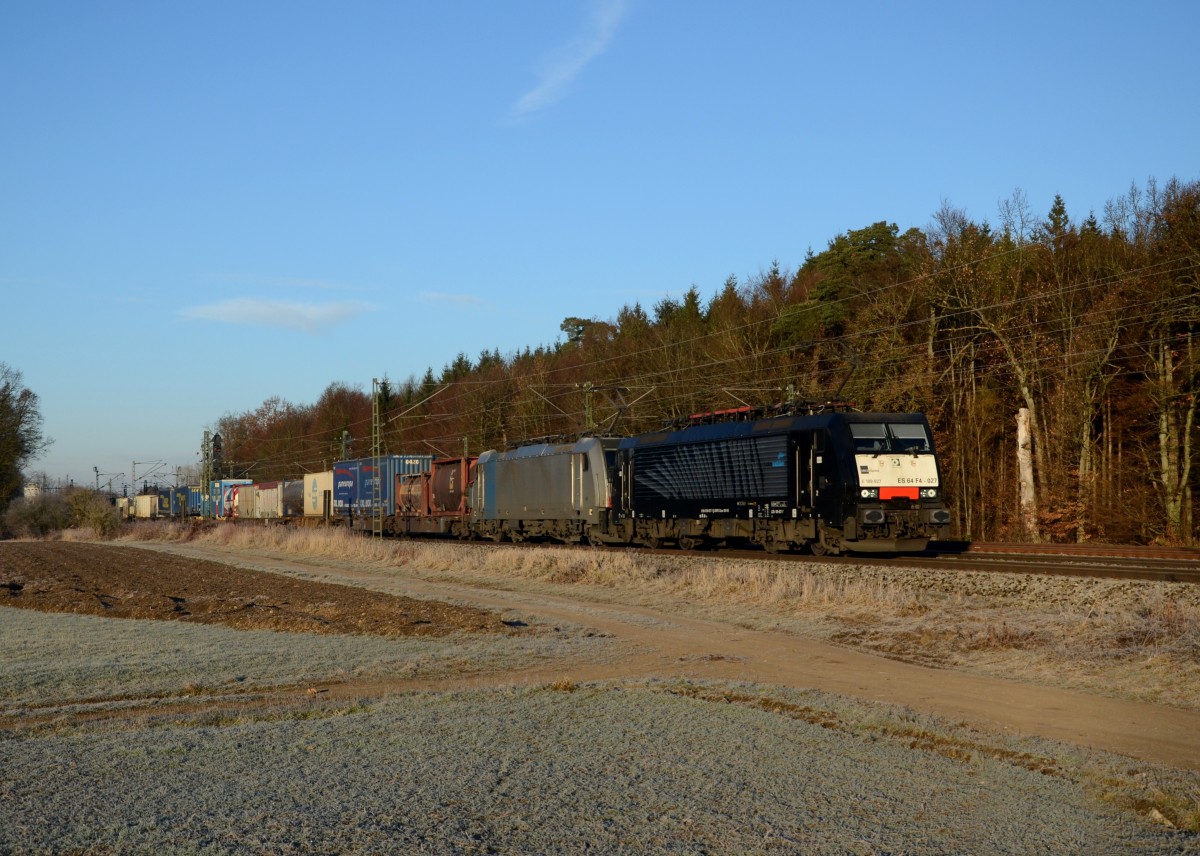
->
[333,455,432,520]
[208,479,252,518]
[170,486,202,517]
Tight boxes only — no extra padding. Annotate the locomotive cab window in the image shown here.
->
[849,423,888,453]
[888,423,931,453]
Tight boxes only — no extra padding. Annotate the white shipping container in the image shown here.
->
[134,495,158,519]
[255,483,282,518]
[238,485,257,518]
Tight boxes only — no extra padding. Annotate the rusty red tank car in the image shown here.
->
[394,457,475,537]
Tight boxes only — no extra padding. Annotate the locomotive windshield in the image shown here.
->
[888,423,931,453]
[849,422,932,454]
[849,424,888,453]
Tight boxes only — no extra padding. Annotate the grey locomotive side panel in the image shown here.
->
[580,440,612,515]
[491,450,576,519]
[481,439,610,523]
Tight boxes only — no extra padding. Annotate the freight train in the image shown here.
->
[121,404,952,555]
[401,404,951,554]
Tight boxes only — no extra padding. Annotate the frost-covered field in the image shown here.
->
[2,607,1197,854]
[0,606,609,713]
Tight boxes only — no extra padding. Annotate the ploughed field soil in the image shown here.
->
[0,541,513,638]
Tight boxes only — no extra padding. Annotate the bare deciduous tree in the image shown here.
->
[0,363,51,509]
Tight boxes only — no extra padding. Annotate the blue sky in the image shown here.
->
[3,0,1197,488]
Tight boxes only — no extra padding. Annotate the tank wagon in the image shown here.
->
[396,456,475,537]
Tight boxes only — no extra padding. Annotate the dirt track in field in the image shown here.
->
[5,539,1200,774]
[0,541,515,638]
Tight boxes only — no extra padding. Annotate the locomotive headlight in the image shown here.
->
[860,488,878,499]
[920,488,938,499]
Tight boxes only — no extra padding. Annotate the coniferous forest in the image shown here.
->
[215,179,1200,546]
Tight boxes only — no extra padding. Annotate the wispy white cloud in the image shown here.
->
[180,298,374,332]
[203,272,362,292]
[419,292,487,307]
[510,0,628,120]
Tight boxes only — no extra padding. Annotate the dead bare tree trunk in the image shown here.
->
[1017,408,1038,541]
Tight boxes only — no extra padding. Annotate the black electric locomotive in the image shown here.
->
[610,408,950,554]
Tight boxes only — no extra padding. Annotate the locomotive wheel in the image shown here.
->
[808,539,828,557]
[678,536,699,551]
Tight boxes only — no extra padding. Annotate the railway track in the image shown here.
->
[923,541,1200,584]
[357,525,1200,584]
[705,541,1200,584]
